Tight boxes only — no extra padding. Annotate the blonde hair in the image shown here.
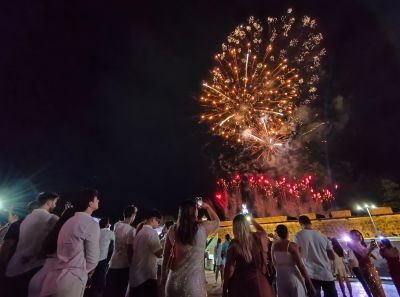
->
[232,214,254,263]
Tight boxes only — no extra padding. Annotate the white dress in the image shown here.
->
[165,221,218,297]
[214,244,223,266]
[273,242,307,297]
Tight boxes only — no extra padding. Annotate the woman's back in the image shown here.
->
[226,232,272,297]
[166,221,218,297]
[273,241,307,297]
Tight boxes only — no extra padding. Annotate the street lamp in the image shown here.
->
[356,203,378,235]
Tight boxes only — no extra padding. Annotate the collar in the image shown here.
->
[76,212,92,218]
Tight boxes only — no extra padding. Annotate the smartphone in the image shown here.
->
[195,197,203,207]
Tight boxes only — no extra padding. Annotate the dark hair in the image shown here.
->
[349,229,367,247]
[217,238,222,244]
[99,217,110,229]
[276,224,289,239]
[164,220,174,229]
[225,234,231,241]
[298,215,311,225]
[73,189,98,212]
[381,238,393,248]
[176,200,198,245]
[331,237,344,257]
[123,205,137,218]
[41,208,75,256]
[37,192,59,206]
[144,209,162,220]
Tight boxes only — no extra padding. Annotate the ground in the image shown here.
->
[205,270,398,297]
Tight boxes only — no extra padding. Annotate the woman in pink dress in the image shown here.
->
[223,214,272,297]
[379,238,400,295]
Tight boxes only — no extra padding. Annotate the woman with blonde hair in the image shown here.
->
[223,214,272,297]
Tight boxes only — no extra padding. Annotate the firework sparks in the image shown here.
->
[200,9,325,154]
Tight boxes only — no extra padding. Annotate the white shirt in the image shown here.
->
[40,212,100,295]
[99,228,115,261]
[129,224,162,287]
[6,208,58,277]
[109,221,135,269]
[294,229,335,281]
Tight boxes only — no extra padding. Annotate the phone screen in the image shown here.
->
[195,197,203,207]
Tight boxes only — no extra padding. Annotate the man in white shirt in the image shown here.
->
[129,209,163,297]
[87,217,115,297]
[6,192,59,297]
[104,205,137,297]
[294,215,338,297]
[40,188,100,297]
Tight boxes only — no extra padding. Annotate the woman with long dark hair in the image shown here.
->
[161,199,219,297]
[348,230,386,297]
[222,214,272,297]
[331,238,352,297]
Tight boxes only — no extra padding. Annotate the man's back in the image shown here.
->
[6,209,58,276]
[130,225,161,288]
[110,221,135,269]
[294,229,334,281]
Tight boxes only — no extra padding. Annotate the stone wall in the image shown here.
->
[216,213,400,240]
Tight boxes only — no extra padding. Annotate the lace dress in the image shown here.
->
[165,222,217,297]
[273,242,307,297]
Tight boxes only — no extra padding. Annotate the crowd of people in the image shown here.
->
[0,189,399,297]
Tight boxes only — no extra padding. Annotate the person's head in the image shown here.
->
[73,189,99,213]
[298,215,312,229]
[123,205,138,223]
[176,199,199,245]
[41,207,76,256]
[163,220,174,233]
[275,224,289,240]
[349,229,366,247]
[217,238,222,244]
[380,238,393,248]
[331,237,344,257]
[145,209,162,229]
[37,192,59,212]
[225,234,231,241]
[232,214,253,263]
[99,217,110,229]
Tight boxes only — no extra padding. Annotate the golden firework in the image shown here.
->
[200,10,325,151]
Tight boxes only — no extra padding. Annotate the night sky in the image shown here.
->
[1,0,400,220]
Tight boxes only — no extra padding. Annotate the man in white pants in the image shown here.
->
[41,189,100,297]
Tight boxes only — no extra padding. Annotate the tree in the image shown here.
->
[381,179,400,211]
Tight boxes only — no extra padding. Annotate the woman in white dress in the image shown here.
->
[331,238,353,297]
[272,224,315,297]
[161,199,219,297]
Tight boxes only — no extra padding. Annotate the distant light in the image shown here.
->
[364,204,369,208]
[246,215,251,221]
[371,204,376,209]
[342,235,351,242]
[242,204,249,215]
[378,235,384,240]
[356,205,363,211]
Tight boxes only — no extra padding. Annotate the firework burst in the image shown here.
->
[200,9,325,158]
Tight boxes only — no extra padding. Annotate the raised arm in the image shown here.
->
[250,217,266,234]
[200,202,220,235]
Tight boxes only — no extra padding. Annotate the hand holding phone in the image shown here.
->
[195,197,203,207]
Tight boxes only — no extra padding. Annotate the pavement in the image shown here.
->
[205,270,399,297]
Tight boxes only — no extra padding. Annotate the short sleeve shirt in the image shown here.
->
[110,222,136,269]
[129,224,162,287]
[294,229,335,281]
